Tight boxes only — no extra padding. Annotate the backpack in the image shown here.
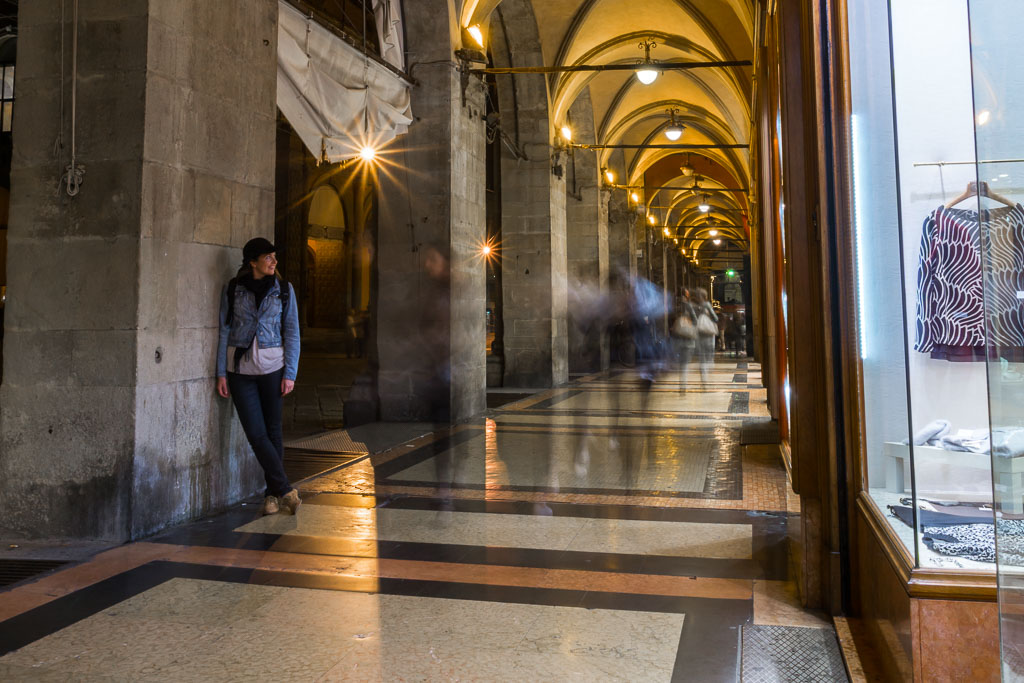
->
[226,278,290,330]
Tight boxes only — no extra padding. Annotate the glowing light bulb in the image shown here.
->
[604,169,615,184]
[560,125,572,141]
[681,248,686,255]
[713,238,721,245]
[631,192,640,203]
[648,215,656,225]
[665,125,683,141]
[699,204,710,213]
[709,229,718,237]
[482,245,492,256]
[359,146,376,162]
[467,25,485,48]
[636,68,658,85]
[663,227,670,236]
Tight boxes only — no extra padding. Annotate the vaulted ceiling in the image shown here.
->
[460,0,754,268]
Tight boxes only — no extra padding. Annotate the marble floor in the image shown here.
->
[0,358,845,682]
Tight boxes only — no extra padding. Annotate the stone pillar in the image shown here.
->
[1,1,275,540]
[375,2,487,421]
[566,90,609,374]
[501,150,569,387]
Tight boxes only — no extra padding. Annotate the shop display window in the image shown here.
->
[967,1,1024,676]
[849,0,1006,572]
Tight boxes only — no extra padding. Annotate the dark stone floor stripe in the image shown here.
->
[728,392,750,414]
[375,478,741,500]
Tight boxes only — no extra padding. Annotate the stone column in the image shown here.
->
[566,90,609,374]
[2,1,275,540]
[374,2,487,421]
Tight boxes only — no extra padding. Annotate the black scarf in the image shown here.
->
[233,274,276,369]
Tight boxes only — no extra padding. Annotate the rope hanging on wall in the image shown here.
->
[58,0,84,197]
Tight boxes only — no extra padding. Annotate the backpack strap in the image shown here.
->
[278,280,290,328]
[226,277,238,327]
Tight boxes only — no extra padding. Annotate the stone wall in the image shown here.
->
[0,0,274,541]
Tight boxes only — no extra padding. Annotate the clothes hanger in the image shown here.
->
[945,180,1016,209]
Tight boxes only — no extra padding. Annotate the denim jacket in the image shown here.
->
[216,278,301,380]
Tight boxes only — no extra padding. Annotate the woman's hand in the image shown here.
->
[281,378,295,396]
[217,377,230,398]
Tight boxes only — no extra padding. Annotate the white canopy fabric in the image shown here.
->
[374,0,404,70]
[277,0,412,163]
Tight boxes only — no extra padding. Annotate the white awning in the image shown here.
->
[277,0,412,163]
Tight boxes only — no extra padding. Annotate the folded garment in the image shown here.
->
[992,428,1024,458]
[889,504,996,527]
[939,428,990,453]
[913,419,951,446]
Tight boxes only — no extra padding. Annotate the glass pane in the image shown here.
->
[889,0,995,570]
[3,65,14,99]
[967,1,1024,677]
[847,0,916,562]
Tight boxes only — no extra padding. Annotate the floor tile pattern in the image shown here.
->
[0,358,844,682]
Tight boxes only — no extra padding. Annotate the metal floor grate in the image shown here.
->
[284,450,362,482]
[741,625,848,682]
[283,429,368,454]
[0,559,69,588]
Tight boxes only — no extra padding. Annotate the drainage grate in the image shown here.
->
[284,429,368,454]
[0,559,69,588]
[284,449,361,482]
[741,625,848,683]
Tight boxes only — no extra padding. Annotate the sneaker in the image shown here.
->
[279,489,301,515]
[262,496,279,515]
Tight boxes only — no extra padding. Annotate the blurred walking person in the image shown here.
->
[693,288,718,386]
[671,289,698,391]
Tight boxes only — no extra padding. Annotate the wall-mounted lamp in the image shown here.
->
[631,192,640,203]
[464,25,485,49]
[560,125,572,142]
[603,168,615,184]
[647,214,656,225]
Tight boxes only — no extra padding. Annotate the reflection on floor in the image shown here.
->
[0,358,848,682]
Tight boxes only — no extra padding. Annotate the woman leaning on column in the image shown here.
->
[215,237,302,515]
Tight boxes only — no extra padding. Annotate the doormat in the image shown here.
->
[740,419,780,445]
[741,624,848,682]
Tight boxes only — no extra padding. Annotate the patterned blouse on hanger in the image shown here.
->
[915,203,1024,362]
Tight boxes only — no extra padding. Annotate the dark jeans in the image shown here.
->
[228,369,291,497]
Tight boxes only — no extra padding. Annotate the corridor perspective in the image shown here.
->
[0,359,850,681]
[2,0,1024,680]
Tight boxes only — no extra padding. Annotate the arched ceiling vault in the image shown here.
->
[462,0,755,265]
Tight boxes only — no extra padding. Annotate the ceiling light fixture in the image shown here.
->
[713,238,721,245]
[664,107,684,141]
[709,229,719,237]
[680,153,694,177]
[698,194,710,212]
[635,39,659,85]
